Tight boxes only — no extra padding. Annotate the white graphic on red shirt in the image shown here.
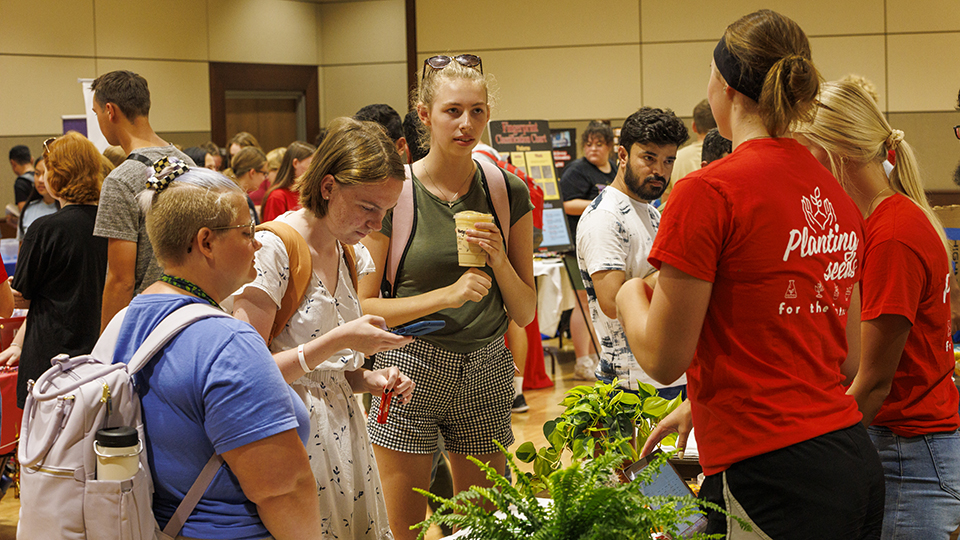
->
[785,280,798,299]
[845,285,853,302]
[814,282,824,299]
[802,187,836,231]
[833,283,840,299]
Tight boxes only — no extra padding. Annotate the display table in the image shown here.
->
[533,257,576,337]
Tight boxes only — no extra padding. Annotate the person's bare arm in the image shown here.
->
[358,231,494,327]
[840,287,862,385]
[233,286,411,384]
[0,322,26,366]
[563,199,591,216]
[221,429,321,540]
[591,269,626,320]
[616,263,712,385]
[847,314,911,426]
[468,213,537,327]
[0,278,14,318]
[100,238,138,332]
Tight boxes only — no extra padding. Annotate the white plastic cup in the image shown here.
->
[94,427,141,481]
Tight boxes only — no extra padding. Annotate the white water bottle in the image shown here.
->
[94,427,141,480]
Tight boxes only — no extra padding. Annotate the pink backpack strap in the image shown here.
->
[476,159,510,249]
[386,165,415,294]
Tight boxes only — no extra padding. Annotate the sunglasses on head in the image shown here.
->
[42,137,57,158]
[421,54,482,84]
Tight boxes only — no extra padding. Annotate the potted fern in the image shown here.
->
[413,443,736,540]
[515,378,682,491]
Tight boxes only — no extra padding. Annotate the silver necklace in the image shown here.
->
[423,163,474,208]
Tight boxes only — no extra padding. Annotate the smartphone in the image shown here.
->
[389,320,446,336]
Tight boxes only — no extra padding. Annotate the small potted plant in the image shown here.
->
[413,442,738,540]
[515,378,682,492]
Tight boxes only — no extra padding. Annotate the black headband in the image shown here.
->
[713,36,764,103]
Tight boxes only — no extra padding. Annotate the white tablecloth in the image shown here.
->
[534,258,577,337]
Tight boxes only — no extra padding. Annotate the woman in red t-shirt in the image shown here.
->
[620,10,884,539]
[261,141,316,222]
[795,80,960,538]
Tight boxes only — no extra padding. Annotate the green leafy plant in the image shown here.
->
[413,442,737,540]
[515,378,682,493]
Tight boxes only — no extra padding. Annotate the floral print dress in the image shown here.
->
[235,213,393,539]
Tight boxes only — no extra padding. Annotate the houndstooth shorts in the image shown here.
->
[366,337,515,455]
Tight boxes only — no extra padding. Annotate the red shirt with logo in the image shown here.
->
[649,138,864,476]
[861,194,959,436]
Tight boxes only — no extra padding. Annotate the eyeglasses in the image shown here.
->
[421,54,482,84]
[257,169,269,176]
[954,125,960,140]
[42,137,57,158]
[211,222,256,237]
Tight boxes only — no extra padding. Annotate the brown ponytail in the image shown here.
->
[722,9,822,137]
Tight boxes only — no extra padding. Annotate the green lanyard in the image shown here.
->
[159,274,221,310]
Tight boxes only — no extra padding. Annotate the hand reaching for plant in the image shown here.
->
[640,399,692,459]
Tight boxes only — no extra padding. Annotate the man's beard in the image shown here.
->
[624,165,668,201]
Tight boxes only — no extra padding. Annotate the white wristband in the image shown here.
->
[297,344,310,373]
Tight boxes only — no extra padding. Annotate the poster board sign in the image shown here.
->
[551,128,576,174]
[489,119,573,252]
[80,78,109,152]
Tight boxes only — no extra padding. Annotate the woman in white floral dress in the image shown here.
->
[233,117,414,539]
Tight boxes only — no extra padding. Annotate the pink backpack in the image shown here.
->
[382,160,510,297]
[18,303,227,540]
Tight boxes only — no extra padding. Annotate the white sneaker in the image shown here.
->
[573,356,597,380]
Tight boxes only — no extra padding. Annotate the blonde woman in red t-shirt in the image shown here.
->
[620,10,884,539]
[795,80,960,539]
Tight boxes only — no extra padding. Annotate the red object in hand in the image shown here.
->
[376,389,393,424]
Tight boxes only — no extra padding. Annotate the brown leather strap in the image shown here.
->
[255,221,313,347]
[340,241,358,291]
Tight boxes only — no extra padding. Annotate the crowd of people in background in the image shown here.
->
[3,7,960,540]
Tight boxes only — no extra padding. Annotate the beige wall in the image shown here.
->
[418,0,960,190]
[2,0,960,210]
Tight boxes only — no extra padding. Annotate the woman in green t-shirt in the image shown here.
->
[359,54,536,540]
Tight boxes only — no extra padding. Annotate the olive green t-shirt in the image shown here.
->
[381,165,533,353]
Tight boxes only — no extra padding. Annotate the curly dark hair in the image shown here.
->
[618,107,689,153]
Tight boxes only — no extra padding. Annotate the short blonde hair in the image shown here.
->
[265,147,286,171]
[43,131,102,204]
[139,166,245,267]
[298,117,404,218]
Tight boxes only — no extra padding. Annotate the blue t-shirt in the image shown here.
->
[112,294,309,540]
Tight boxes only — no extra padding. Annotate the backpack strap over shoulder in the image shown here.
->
[384,165,416,297]
[255,221,313,347]
[476,159,510,249]
[341,241,359,292]
[124,153,153,167]
[126,303,229,375]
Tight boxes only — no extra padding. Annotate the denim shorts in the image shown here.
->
[868,425,960,539]
[367,337,515,455]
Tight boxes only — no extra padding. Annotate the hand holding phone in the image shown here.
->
[389,320,446,336]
